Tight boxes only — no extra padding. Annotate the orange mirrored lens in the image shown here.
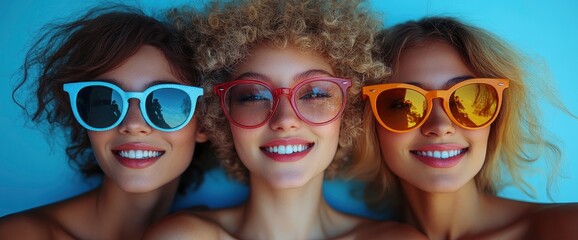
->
[449,83,498,128]
[376,88,427,131]
[366,78,507,132]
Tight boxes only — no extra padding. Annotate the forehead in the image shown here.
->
[393,41,473,86]
[97,45,184,90]
[232,44,334,82]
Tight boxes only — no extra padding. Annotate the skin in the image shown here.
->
[376,40,578,240]
[229,44,342,190]
[0,45,208,240]
[378,40,490,194]
[145,44,427,240]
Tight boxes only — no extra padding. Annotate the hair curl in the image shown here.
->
[13,4,208,192]
[169,0,386,182]
[349,16,566,212]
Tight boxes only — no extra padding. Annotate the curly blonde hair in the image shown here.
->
[349,16,565,211]
[169,0,386,182]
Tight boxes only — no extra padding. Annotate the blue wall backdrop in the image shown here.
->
[1,0,577,217]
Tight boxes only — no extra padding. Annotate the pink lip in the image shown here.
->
[260,139,313,163]
[410,144,467,168]
[111,143,164,169]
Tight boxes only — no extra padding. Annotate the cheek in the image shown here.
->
[376,127,413,168]
[86,131,114,171]
[87,131,110,153]
[229,125,253,158]
[323,121,342,143]
[168,126,200,150]
[376,127,407,152]
[467,127,491,158]
[311,120,342,158]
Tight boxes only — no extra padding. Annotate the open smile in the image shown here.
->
[260,140,314,162]
[114,149,165,159]
[409,146,468,168]
[262,143,313,155]
[410,148,467,159]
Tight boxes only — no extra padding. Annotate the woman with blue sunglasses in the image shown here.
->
[351,17,578,239]
[0,5,208,239]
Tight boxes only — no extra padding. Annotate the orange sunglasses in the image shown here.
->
[362,78,509,133]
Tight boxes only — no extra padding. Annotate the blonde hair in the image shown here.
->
[169,0,386,181]
[350,16,564,209]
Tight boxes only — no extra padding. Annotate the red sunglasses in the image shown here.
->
[214,77,351,128]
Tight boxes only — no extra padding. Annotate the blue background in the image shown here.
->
[1,0,577,217]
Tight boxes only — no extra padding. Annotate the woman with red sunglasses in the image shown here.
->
[0,5,209,239]
[351,16,578,239]
[145,0,425,239]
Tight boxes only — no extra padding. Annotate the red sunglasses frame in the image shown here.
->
[214,77,352,128]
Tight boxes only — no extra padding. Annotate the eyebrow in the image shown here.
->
[96,79,181,90]
[233,72,269,82]
[294,69,335,80]
[233,69,334,83]
[404,75,474,89]
[445,76,474,87]
[144,80,182,89]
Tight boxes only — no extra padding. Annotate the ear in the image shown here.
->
[195,128,209,143]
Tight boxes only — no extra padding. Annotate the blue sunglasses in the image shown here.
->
[63,81,203,132]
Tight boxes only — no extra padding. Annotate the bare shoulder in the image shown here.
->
[144,211,222,239]
[523,203,578,239]
[0,191,100,240]
[145,208,242,240]
[330,213,426,240]
[0,211,55,239]
[347,220,427,240]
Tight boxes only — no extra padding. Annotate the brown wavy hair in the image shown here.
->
[169,0,387,181]
[12,5,208,192]
[349,16,567,212]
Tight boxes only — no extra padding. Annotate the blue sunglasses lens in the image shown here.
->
[144,88,192,129]
[76,85,124,129]
[74,85,193,130]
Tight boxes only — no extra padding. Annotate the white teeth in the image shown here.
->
[266,144,309,155]
[118,150,161,159]
[415,149,463,159]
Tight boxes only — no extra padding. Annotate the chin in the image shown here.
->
[266,173,311,189]
[416,180,470,194]
[117,179,162,193]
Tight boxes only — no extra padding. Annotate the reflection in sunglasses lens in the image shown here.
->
[224,80,346,127]
[77,86,123,129]
[376,83,500,131]
[295,81,343,124]
[77,86,194,130]
[226,83,273,127]
[145,88,191,130]
[450,83,498,128]
[377,88,426,131]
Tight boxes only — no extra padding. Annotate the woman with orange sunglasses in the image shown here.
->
[351,16,578,239]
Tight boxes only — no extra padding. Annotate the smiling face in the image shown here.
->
[87,45,207,193]
[229,44,342,188]
[377,40,490,193]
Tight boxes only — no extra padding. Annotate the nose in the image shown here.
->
[420,99,455,137]
[118,99,153,135]
[269,95,301,131]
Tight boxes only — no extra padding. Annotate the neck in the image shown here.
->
[238,173,337,240]
[401,180,486,240]
[91,176,179,239]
